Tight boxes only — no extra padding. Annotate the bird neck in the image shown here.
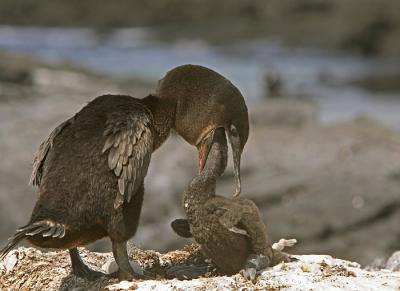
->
[142,94,176,150]
[183,128,227,220]
[183,171,216,220]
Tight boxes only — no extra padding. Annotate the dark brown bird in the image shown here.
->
[0,94,174,281]
[171,128,293,281]
[156,64,249,197]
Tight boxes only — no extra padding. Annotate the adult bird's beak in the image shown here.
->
[197,129,215,173]
[197,126,239,196]
[227,124,242,197]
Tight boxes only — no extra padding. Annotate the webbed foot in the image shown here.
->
[241,254,271,283]
[74,264,104,281]
[112,240,153,281]
[110,269,149,281]
[165,264,209,280]
[69,248,104,281]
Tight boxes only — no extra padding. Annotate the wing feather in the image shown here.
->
[29,117,74,186]
[103,106,154,208]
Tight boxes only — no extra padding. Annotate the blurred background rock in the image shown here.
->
[0,0,399,266]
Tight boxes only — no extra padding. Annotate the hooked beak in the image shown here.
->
[227,124,242,197]
[197,127,229,177]
[197,125,242,197]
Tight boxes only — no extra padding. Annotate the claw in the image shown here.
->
[242,254,271,283]
[242,267,257,283]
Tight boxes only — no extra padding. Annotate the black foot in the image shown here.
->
[111,240,154,281]
[69,248,104,281]
[165,264,209,280]
[73,264,104,281]
[108,269,150,281]
[242,254,271,283]
[114,270,155,281]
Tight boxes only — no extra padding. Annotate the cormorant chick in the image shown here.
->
[0,94,174,281]
[171,128,295,281]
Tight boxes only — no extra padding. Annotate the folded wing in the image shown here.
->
[30,117,75,187]
[102,105,154,208]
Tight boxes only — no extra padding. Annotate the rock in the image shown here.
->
[1,247,400,290]
[102,260,119,274]
[386,251,400,272]
[102,259,143,275]
[4,253,18,273]
[365,257,387,271]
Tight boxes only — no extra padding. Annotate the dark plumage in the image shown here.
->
[156,64,249,197]
[1,64,249,281]
[171,128,292,280]
[0,94,174,281]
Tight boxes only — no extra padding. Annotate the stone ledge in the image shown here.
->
[1,247,399,291]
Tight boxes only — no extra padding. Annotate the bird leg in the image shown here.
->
[69,248,104,281]
[111,240,147,281]
[226,124,242,197]
[242,254,271,283]
[242,239,298,282]
[165,264,209,280]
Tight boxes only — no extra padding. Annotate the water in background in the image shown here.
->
[1,26,400,127]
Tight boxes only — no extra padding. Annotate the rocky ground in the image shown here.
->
[0,247,399,290]
[0,52,399,268]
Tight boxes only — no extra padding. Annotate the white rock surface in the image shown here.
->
[4,253,18,273]
[1,247,399,290]
[105,255,400,291]
[102,259,143,275]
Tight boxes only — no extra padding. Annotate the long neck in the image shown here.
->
[183,128,228,220]
[142,94,176,150]
[183,171,216,220]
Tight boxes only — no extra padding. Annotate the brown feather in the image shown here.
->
[42,226,57,237]
[102,106,154,208]
[26,226,48,236]
[108,147,118,169]
[102,135,115,153]
[52,225,63,238]
[118,177,125,196]
[30,117,74,186]
[114,156,123,176]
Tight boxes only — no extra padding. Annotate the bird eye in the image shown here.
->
[230,124,238,137]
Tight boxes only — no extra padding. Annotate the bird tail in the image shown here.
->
[0,220,66,261]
